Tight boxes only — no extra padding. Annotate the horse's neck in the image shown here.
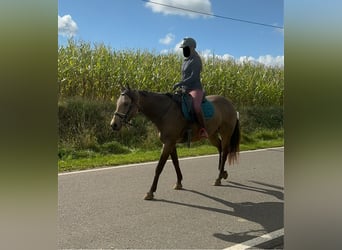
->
[138,91,172,124]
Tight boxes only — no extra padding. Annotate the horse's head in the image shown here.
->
[110,87,139,131]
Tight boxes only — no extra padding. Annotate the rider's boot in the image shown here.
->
[195,110,208,138]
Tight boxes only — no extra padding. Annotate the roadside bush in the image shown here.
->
[58,98,283,152]
[58,98,155,151]
[58,98,116,146]
[238,106,283,133]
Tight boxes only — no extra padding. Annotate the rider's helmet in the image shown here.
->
[179,37,196,49]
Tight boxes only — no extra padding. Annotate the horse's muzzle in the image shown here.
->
[111,122,120,131]
[111,123,119,130]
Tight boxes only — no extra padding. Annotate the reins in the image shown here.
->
[113,111,133,126]
[115,89,176,128]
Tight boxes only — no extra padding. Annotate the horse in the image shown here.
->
[110,86,240,200]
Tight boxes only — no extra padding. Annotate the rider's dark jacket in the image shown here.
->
[178,51,203,92]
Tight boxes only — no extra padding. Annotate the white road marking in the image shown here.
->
[58,147,284,176]
[223,228,284,250]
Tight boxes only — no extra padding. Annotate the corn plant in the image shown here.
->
[58,39,283,107]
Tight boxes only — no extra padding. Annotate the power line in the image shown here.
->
[142,0,284,29]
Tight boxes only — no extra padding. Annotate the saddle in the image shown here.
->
[169,91,215,122]
[165,91,215,147]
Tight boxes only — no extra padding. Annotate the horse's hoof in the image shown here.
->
[144,192,154,200]
[222,171,228,179]
[173,183,183,190]
[213,179,221,186]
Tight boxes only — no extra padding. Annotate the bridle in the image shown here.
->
[114,91,137,126]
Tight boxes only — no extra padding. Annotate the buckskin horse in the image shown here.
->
[110,86,240,200]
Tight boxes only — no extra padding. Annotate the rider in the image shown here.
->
[173,37,209,138]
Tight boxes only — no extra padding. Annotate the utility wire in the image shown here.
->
[142,0,283,29]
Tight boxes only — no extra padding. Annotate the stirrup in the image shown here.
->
[199,128,208,138]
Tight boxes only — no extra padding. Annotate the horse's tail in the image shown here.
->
[228,119,240,165]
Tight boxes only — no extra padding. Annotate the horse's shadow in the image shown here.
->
[157,180,283,244]
[222,180,284,201]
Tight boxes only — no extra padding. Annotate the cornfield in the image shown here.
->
[58,40,284,107]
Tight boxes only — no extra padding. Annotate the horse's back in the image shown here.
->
[207,95,236,113]
[206,95,237,126]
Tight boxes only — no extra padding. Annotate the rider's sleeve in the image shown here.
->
[179,56,202,90]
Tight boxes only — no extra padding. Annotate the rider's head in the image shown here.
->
[180,37,196,58]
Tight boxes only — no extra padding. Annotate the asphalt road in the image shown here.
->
[58,147,284,249]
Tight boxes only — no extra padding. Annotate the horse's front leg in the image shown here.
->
[144,143,174,200]
[170,146,183,190]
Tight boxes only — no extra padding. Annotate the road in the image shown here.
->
[58,147,284,249]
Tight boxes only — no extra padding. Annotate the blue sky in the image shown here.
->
[58,0,284,67]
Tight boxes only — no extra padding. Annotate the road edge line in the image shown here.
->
[223,228,284,250]
[58,147,284,176]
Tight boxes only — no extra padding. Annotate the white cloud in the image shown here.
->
[256,55,284,67]
[162,44,284,68]
[145,0,212,18]
[234,55,284,67]
[197,49,284,67]
[199,49,234,61]
[58,15,78,38]
[158,40,181,54]
[238,56,256,64]
[160,49,170,54]
[173,40,183,54]
[159,33,175,45]
[199,49,213,59]
[220,54,235,61]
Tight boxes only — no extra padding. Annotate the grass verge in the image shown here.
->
[58,129,283,173]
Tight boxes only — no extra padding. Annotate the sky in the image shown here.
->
[58,0,284,67]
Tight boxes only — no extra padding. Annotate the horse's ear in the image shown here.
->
[126,84,131,90]
[119,83,125,92]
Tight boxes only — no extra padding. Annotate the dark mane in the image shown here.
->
[138,90,173,99]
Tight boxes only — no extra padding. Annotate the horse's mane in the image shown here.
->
[138,90,173,99]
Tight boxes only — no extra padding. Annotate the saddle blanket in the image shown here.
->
[181,94,215,121]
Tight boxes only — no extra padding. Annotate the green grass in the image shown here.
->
[58,129,284,172]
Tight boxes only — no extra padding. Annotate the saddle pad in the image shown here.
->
[182,95,215,121]
[201,99,215,119]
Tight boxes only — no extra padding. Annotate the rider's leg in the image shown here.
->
[189,89,208,138]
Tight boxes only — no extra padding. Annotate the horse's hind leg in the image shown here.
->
[214,148,229,186]
[209,133,222,170]
[214,137,230,186]
[209,133,227,186]
[170,146,183,190]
